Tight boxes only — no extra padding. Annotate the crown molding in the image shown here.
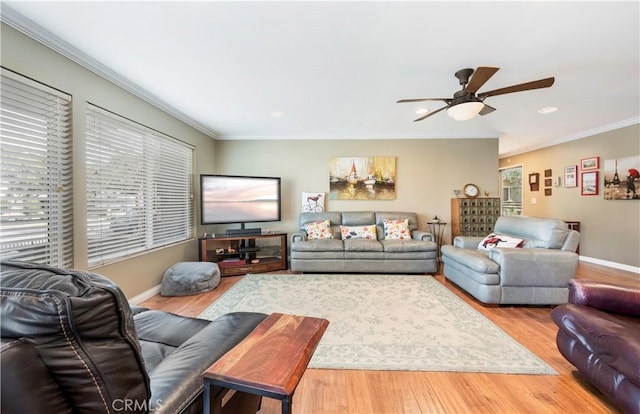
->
[1,4,218,139]
[500,117,640,158]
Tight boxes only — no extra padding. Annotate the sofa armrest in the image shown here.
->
[488,248,578,287]
[147,312,267,414]
[568,279,640,316]
[291,231,307,243]
[412,230,433,242]
[453,236,484,249]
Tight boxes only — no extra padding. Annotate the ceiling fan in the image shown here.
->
[397,67,555,121]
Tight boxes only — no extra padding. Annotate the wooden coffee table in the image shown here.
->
[202,312,329,414]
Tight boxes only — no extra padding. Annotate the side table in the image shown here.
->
[202,312,329,414]
[427,221,447,262]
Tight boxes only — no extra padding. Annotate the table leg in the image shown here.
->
[282,395,292,414]
[203,380,212,414]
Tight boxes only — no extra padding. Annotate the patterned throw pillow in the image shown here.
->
[304,219,333,240]
[383,218,411,240]
[478,233,524,250]
[340,225,377,240]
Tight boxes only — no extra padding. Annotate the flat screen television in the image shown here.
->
[200,174,282,230]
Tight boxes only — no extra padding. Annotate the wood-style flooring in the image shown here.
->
[139,261,638,414]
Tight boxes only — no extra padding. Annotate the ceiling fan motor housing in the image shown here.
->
[455,68,474,85]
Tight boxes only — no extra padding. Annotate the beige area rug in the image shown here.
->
[198,273,556,374]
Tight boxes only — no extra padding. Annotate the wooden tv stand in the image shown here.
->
[198,233,287,276]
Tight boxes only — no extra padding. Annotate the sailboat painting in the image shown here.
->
[603,155,640,200]
[329,156,396,200]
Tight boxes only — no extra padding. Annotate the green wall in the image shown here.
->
[1,23,217,297]
[500,124,640,269]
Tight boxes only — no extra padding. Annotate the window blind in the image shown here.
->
[0,68,73,267]
[85,104,194,267]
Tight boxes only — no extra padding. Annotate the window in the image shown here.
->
[0,68,73,267]
[500,166,523,216]
[86,104,194,267]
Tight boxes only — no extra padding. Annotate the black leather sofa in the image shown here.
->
[0,261,267,414]
[551,279,640,414]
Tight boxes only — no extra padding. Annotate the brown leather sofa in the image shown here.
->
[0,261,267,414]
[551,279,640,414]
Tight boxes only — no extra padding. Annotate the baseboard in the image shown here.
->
[129,284,162,305]
[579,256,640,275]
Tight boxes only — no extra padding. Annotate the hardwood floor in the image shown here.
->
[139,262,638,413]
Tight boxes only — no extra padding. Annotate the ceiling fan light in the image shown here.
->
[446,102,485,121]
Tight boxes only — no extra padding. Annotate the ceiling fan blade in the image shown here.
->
[465,67,499,94]
[413,106,448,122]
[478,77,555,99]
[397,98,450,103]
[479,104,496,116]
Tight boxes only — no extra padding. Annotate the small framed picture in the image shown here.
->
[564,165,578,188]
[581,157,599,170]
[581,171,599,196]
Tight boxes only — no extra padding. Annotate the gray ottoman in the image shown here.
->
[160,261,221,296]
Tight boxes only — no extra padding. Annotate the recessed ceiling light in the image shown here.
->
[415,107,429,115]
[537,106,558,114]
[270,111,283,118]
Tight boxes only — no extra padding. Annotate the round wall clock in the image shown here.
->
[463,183,479,198]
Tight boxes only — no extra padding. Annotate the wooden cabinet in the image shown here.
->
[198,233,287,276]
[451,198,501,239]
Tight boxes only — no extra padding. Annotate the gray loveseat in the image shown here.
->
[290,211,438,274]
[441,216,580,305]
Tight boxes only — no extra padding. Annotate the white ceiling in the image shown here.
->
[3,1,639,157]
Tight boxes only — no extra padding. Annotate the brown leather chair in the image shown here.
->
[0,261,267,414]
[551,279,640,414]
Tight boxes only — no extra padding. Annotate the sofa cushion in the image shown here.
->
[478,233,524,250]
[304,219,334,240]
[0,261,150,412]
[552,303,640,387]
[383,218,411,240]
[381,239,436,252]
[340,225,377,240]
[494,216,569,249]
[342,211,376,226]
[291,239,344,252]
[440,245,499,273]
[344,239,383,252]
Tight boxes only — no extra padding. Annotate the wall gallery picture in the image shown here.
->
[581,171,599,196]
[564,165,578,188]
[329,156,396,200]
[603,155,640,200]
[581,156,599,170]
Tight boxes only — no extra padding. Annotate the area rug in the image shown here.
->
[198,273,556,375]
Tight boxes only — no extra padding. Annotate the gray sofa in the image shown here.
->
[441,216,580,305]
[290,211,438,274]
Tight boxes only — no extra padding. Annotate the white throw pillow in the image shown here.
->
[340,225,377,240]
[304,219,333,240]
[478,233,524,250]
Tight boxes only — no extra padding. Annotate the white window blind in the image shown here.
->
[0,68,73,267]
[85,104,194,267]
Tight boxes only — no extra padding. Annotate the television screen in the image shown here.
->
[200,175,281,225]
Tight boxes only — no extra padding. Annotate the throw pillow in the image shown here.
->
[383,218,411,240]
[478,233,524,250]
[304,219,333,240]
[340,225,377,240]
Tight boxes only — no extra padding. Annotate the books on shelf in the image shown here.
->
[217,258,247,268]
